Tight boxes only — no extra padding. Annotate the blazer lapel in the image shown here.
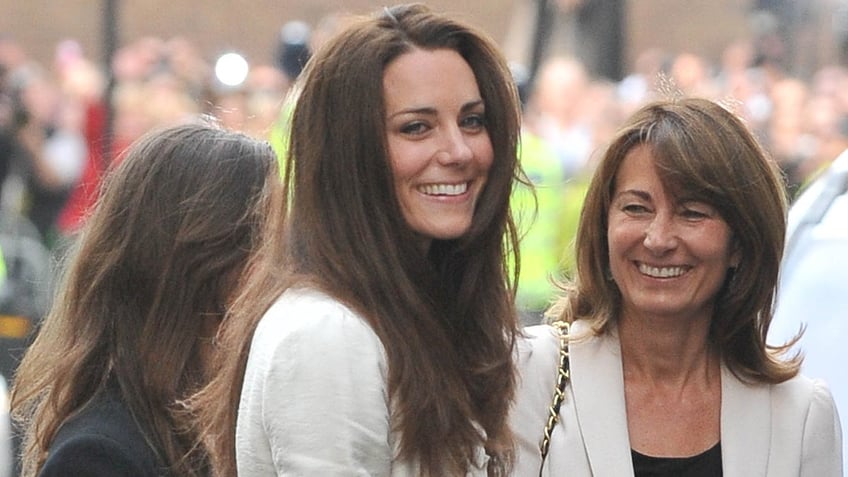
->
[570,321,635,476]
[720,365,771,476]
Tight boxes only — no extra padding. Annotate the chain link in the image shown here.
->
[538,320,571,476]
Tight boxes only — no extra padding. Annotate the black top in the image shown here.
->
[632,442,722,477]
[39,386,168,477]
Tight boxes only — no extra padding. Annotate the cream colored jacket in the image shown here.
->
[511,321,843,476]
[236,287,489,476]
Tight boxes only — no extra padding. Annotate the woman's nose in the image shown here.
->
[643,215,678,253]
[435,127,474,165]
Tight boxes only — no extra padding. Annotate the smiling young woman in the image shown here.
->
[384,47,494,250]
[191,4,524,477]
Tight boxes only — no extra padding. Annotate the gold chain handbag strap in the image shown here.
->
[538,320,571,477]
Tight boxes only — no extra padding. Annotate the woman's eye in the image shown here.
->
[460,114,486,130]
[622,204,649,214]
[681,209,709,219]
[400,122,429,135]
[679,202,716,220]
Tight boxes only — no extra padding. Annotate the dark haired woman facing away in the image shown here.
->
[11,121,278,476]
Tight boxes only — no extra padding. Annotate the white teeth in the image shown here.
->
[638,264,686,278]
[419,183,468,196]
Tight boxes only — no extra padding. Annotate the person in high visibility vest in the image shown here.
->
[510,129,569,323]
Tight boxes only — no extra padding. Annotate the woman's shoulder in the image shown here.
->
[746,373,842,473]
[725,367,841,431]
[48,390,141,448]
[256,287,378,342]
[517,320,596,362]
[519,324,561,353]
[514,324,563,398]
[41,390,161,476]
[247,286,386,372]
[771,372,840,416]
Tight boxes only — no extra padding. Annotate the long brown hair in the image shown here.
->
[550,97,801,383]
[10,122,277,476]
[195,4,522,476]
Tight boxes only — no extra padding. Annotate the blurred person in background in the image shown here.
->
[10,121,278,476]
[2,61,86,248]
[275,20,311,87]
[667,52,717,98]
[56,36,205,238]
[192,4,524,475]
[502,0,623,81]
[797,92,848,182]
[1,56,17,202]
[510,113,567,325]
[242,64,289,139]
[524,55,593,179]
[52,43,108,238]
[511,52,630,324]
[766,77,810,194]
[714,40,774,143]
[508,61,574,325]
[793,65,848,185]
[617,48,667,116]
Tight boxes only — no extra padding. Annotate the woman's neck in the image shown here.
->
[618,313,723,456]
[617,312,718,387]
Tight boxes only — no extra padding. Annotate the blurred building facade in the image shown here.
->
[2,0,846,83]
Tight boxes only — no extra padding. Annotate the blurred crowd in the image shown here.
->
[0,34,291,249]
[2,17,848,317]
[510,39,848,317]
[523,44,848,197]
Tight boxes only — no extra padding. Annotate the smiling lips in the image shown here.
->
[417,182,470,196]
[637,262,690,278]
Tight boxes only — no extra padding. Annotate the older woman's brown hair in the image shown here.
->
[552,97,801,384]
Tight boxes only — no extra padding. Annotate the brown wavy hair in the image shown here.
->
[549,97,801,383]
[10,122,278,476]
[193,4,522,476]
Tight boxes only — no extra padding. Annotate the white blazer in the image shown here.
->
[236,287,490,476]
[510,321,844,476]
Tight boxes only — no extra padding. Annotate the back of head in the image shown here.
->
[529,55,590,122]
[11,120,277,476]
[92,122,275,327]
